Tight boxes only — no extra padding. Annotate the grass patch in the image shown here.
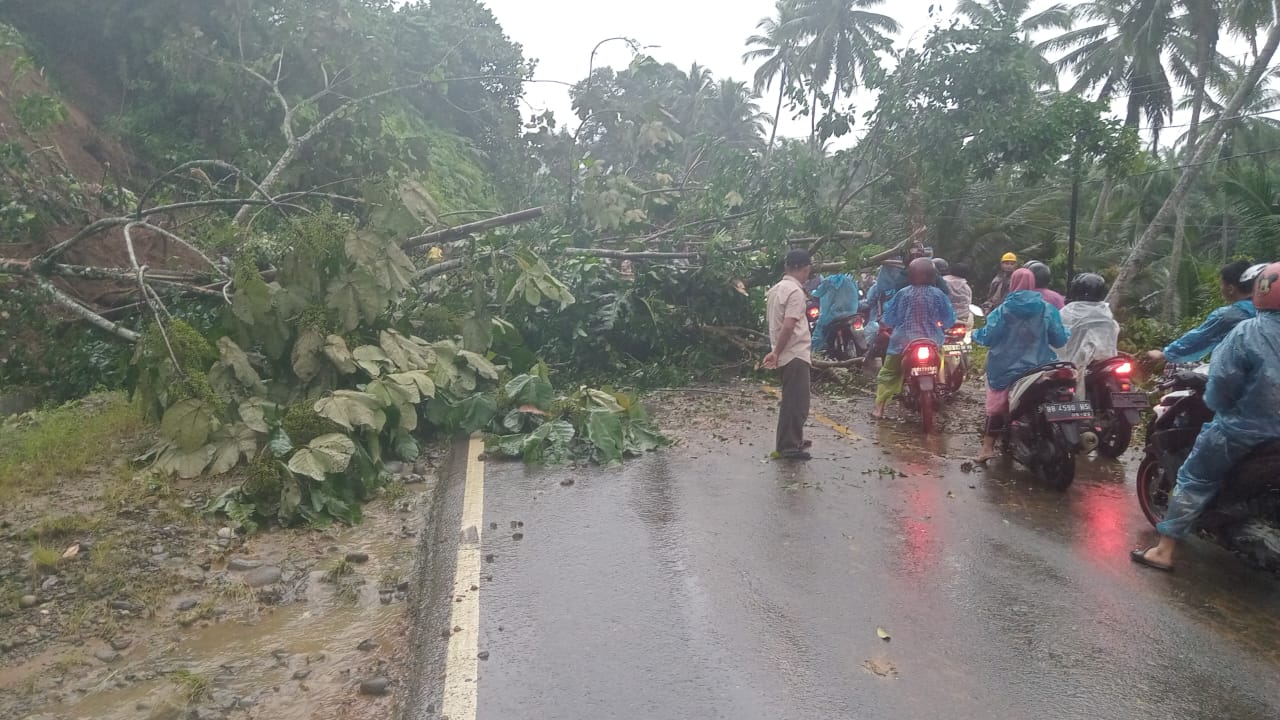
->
[323,557,356,583]
[0,392,146,500]
[31,543,62,573]
[170,669,211,705]
[25,513,100,542]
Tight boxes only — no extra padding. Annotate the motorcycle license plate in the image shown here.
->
[1043,401,1093,422]
[1111,392,1150,409]
[943,344,965,353]
[910,366,938,376]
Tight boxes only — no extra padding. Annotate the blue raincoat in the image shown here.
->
[881,285,955,356]
[973,290,1070,390]
[866,265,905,324]
[1158,312,1280,539]
[810,274,860,350]
[1162,299,1256,363]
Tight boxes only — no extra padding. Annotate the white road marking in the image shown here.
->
[441,435,485,719]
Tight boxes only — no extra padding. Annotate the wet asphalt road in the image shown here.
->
[416,385,1280,720]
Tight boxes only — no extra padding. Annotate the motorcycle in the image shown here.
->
[1001,362,1092,489]
[807,299,869,361]
[1136,366,1280,571]
[899,338,944,433]
[1082,353,1149,458]
[941,304,985,394]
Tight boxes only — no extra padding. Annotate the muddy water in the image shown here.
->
[24,488,431,720]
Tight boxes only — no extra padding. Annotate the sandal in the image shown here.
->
[1129,547,1173,572]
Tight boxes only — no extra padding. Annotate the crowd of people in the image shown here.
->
[763,246,1280,572]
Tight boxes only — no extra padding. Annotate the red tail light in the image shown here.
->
[807,306,820,321]
[1119,382,1132,392]
[1115,362,1132,376]
[853,317,865,330]
[916,346,933,362]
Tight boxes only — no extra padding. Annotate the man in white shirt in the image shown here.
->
[763,250,814,461]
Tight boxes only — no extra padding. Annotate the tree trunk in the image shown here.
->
[809,83,819,150]
[766,69,786,159]
[1107,20,1280,309]
[233,141,300,225]
[1165,218,1184,323]
[1088,177,1112,241]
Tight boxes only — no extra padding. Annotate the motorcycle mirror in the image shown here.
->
[969,304,986,318]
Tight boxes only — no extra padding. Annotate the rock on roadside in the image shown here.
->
[241,566,282,588]
[359,677,391,696]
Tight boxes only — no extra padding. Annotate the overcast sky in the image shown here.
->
[481,0,945,138]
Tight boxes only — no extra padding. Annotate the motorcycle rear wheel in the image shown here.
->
[919,391,937,435]
[1136,455,1172,528]
[1033,425,1076,490]
[1096,411,1133,459]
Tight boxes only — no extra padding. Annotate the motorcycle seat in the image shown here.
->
[1007,362,1077,418]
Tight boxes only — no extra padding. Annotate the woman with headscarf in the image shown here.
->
[972,268,1070,463]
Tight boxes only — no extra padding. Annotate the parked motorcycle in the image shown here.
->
[1082,353,1149,458]
[1001,362,1092,489]
[1136,366,1280,571]
[899,338,944,433]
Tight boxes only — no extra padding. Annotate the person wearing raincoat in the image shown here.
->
[1056,273,1119,394]
[1146,260,1259,364]
[872,258,955,419]
[810,273,860,352]
[1131,262,1280,572]
[972,268,1070,463]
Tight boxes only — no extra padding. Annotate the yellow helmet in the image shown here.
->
[1001,252,1018,263]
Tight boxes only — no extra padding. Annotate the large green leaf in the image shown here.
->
[389,370,436,399]
[208,424,258,475]
[504,374,553,409]
[160,399,217,451]
[586,409,625,465]
[345,231,415,293]
[380,330,435,371]
[323,335,358,374]
[238,398,276,434]
[211,337,264,394]
[291,328,326,382]
[459,350,500,380]
[156,444,215,479]
[314,391,387,431]
[287,433,356,482]
[353,345,393,377]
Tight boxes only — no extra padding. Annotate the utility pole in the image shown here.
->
[1067,172,1080,282]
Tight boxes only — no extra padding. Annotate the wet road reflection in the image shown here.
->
[467,389,1280,720]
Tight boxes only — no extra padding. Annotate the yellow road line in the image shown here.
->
[762,384,864,441]
[441,435,485,719]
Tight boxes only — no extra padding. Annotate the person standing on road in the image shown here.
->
[972,268,1069,463]
[985,252,1019,311]
[1131,262,1280,572]
[763,250,815,461]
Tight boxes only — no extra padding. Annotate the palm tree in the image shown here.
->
[743,1,803,153]
[674,62,715,137]
[1042,0,1180,142]
[789,0,899,111]
[957,0,1073,88]
[707,79,772,148]
[1225,0,1276,58]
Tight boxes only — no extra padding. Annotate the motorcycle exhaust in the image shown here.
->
[1080,430,1099,454]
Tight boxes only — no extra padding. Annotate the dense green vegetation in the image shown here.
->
[1,0,1278,526]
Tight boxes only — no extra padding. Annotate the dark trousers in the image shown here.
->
[776,359,811,454]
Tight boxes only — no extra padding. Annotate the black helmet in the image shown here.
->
[1025,261,1052,289]
[1067,273,1107,303]
[932,258,950,275]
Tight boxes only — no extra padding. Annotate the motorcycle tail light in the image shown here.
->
[1052,367,1075,381]
[807,306,820,321]
[1115,361,1133,376]
[853,317,864,330]
[916,346,933,362]
[1120,382,1132,392]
